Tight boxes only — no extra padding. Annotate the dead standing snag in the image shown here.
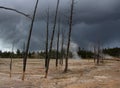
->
[56,17,60,67]
[64,0,75,72]
[22,0,39,80]
[10,43,14,78]
[45,8,49,69]
[45,0,60,78]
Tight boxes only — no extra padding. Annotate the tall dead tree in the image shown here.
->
[97,45,100,65]
[56,17,60,67]
[22,0,39,80]
[100,47,104,63]
[93,45,97,63]
[45,8,49,69]
[64,0,75,72]
[45,0,60,78]
[59,27,65,65]
[10,43,14,78]
[96,42,101,65]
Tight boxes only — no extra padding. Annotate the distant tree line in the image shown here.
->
[40,50,73,59]
[77,47,94,59]
[0,49,73,59]
[0,49,22,58]
[0,49,32,58]
[103,47,120,57]
[0,47,120,59]
[78,47,120,58]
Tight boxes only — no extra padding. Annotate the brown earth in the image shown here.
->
[0,58,120,88]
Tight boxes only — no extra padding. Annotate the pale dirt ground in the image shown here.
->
[0,58,120,88]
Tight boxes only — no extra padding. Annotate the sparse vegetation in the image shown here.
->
[0,0,120,88]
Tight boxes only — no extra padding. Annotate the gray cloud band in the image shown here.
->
[0,0,120,51]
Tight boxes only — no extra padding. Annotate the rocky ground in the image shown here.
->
[0,58,120,88]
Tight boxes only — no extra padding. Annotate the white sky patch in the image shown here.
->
[0,39,11,51]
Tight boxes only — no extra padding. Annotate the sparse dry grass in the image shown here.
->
[0,58,120,88]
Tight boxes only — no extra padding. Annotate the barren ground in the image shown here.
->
[0,58,120,88]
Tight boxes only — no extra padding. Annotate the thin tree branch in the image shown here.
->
[0,6,32,19]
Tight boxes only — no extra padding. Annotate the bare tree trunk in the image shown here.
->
[22,43,26,59]
[101,48,104,63]
[10,43,14,78]
[97,44,100,65]
[56,17,60,67]
[45,0,60,78]
[0,6,32,19]
[22,0,39,81]
[45,8,49,69]
[60,27,65,65]
[93,45,96,63]
[64,0,75,72]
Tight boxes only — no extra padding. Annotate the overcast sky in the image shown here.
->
[0,0,120,51]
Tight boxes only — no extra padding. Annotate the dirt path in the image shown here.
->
[0,59,120,88]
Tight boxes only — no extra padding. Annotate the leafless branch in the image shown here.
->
[0,6,32,19]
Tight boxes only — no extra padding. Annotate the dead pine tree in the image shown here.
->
[45,8,49,69]
[10,43,14,78]
[59,26,66,65]
[56,17,60,67]
[96,43,100,65]
[45,0,60,78]
[93,45,97,63]
[98,45,104,64]
[64,0,75,72]
[100,47,104,63]
[22,0,39,80]
[59,27,65,65]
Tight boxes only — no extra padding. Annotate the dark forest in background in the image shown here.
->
[0,47,120,59]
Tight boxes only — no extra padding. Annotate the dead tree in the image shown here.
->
[10,43,14,78]
[22,0,39,80]
[0,6,32,19]
[64,0,75,72]
[96,43,100,65]
[98,45,104,63]
[56,17,60,67]
[101,47,104,63]
[45,8,49,69]
[22,42,26,59]
[59,27,65,65]
[93,45,97,63]
[45,0,60,78]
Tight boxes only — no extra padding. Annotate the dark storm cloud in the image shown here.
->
[73,0,120,24]
[72,20,120,48]
[71,0,120,48]
[0,0,120,51]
